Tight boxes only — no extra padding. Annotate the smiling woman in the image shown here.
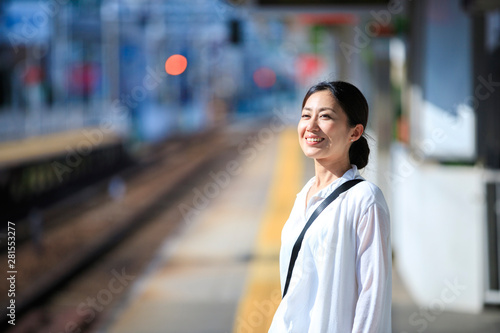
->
[300,81,370,170]
[269,81,391,333]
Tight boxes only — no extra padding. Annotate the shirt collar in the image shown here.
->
[300,164,362,200]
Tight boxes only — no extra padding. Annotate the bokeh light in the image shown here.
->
[253,67,276,89]
[165,54,188,75]
[295,54,325,84]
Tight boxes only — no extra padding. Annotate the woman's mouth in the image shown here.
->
[305,137,325,144]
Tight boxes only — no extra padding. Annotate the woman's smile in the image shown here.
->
[305,135,325,145]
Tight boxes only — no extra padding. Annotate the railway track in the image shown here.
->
[1,125,257,333]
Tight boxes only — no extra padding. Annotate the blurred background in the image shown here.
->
[1,0,500,332]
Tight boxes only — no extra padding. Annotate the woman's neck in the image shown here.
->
[313,158,351,189]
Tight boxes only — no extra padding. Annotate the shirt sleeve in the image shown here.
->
[352,203,392,333]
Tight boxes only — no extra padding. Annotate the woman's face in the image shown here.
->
[298,90,357,163]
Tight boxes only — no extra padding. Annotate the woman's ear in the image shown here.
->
[350,124,364,142]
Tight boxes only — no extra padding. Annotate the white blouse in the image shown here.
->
[269,165,392,333]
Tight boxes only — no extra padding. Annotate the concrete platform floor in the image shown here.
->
[97,128,500,333]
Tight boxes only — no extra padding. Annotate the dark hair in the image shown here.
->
[302,81,370,169]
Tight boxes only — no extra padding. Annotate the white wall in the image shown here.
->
[392,144,485,313]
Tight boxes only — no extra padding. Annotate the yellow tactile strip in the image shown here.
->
[233,128,303,333]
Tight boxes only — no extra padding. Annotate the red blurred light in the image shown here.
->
[165,54,188,75]
[295,54,326,84]
[253,67,276,89]
[298,14,358,25]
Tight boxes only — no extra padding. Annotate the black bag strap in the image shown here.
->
[282,178,364,298]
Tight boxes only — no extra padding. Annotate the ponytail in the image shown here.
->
[349,136,370,170]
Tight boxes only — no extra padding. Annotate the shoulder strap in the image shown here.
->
[282,178,364,298]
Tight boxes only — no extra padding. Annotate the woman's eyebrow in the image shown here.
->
[302,106,336,112]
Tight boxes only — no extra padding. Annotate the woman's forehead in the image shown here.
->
[304,91,339,108]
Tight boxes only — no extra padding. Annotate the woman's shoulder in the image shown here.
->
[348,178,389,212]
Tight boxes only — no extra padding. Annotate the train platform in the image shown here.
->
[0,125,127,224]
[0,126,122,168]
[95,127,500,333]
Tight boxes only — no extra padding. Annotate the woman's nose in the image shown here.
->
[306,117,319,131]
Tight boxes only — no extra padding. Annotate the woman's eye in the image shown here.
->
[320,114,332,119]
[301,114,309,118]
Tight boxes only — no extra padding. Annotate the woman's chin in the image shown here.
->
[302,149,324,160]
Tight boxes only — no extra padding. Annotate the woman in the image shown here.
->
[269,81,391,333]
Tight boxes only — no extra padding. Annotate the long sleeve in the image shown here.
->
[352,203,392,333]
[270,168,391,333]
